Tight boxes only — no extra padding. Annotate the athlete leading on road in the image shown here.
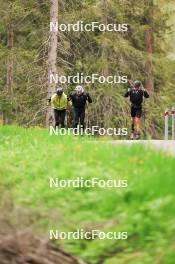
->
[124,80,149,139]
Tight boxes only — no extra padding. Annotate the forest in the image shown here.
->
[0,0,175,138]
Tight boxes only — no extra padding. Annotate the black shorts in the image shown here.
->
[131,106,142,118]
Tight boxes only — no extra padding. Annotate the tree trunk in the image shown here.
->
[145,0,154,94]
[3,23,14,124]
[100,0,112,127]
[101,0,108,77]
[46,0,58,127]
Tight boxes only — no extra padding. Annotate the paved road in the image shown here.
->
[110,140,175,156]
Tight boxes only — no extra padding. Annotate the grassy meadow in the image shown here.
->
[0,125,175,264]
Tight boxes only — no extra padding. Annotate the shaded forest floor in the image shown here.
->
[0,126,175,264]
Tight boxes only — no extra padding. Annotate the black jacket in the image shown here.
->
[124,89,149,107]
[69,92,92,109]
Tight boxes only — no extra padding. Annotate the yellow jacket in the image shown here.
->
[51,93,70,110]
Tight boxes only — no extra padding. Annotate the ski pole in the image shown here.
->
[164,109,169,140]
[172,107,175,140]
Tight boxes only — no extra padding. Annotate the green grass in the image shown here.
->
[0,125,175,264]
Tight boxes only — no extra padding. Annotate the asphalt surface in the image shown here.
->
[111,140,175,156]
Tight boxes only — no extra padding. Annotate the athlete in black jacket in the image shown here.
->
[69,86,92,129]
[124,80,149,139]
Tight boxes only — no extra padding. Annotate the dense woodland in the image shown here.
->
[0,0,175,138]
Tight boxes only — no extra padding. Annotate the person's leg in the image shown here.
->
[54,109,60,128]
[73,108,79,128]
[130,117,135,138]
[80,109,85,130]
[135,117,141,136]
[60,110,66,128]
[131,120,134,133]
[130,107,136,139]
[135,108,142,139]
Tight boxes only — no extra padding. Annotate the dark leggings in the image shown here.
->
[54,109,66,128]
[73,108,85,129]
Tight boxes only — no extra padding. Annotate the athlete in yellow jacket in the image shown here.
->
[51,87,71,128]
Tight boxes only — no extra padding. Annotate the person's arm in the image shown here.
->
[47,96,51,105]
[86,93,92,103]
[51,95,55,105]
[124,89,130,97]
[67,97,72,108]
[143,89,149,98]
[68,93,73,101]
